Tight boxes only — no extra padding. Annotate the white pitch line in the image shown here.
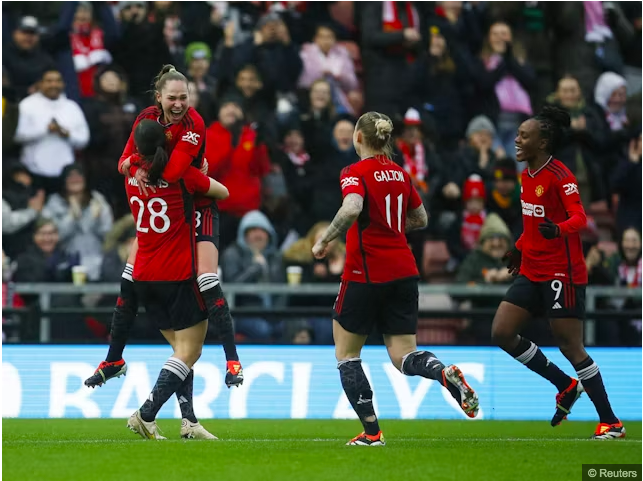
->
[3,438,641,445]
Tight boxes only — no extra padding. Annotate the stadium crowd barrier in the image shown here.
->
[3,345,641,420]
[4,283,641,345]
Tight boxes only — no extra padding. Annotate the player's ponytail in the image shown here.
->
[134,119,168,184]
[535,105,571,155]
[152,64,188,109]
[355,111,395,159]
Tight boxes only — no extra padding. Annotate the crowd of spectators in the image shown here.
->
[2,1,641,346]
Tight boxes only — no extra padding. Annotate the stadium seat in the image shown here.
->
[422,240,450,279]
[588,200,615,231]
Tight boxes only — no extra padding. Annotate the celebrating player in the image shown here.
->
[493,106,624,439]
[312,112,479,446]
[125,119,228,439]
[85,65,243,390]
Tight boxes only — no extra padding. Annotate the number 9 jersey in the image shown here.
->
[339,155,423,284]
[126,166,211,282]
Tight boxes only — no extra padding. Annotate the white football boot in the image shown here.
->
[180,419,219,440]
[127,410,167,440]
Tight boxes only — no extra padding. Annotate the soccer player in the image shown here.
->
[312,112,479,446]
[125,119,228,439]
[85,65,243,391]
[493,105,625,439]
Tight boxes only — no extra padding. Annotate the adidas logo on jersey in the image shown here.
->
[552,302,562,310]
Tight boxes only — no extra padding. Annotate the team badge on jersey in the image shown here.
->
[165,130,172,141]
[535,185,544,197]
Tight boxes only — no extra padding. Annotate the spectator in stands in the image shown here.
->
[81,66,138,218]
[544,75,606,207]
[430,2,484,55]
[282,320,314,345]
[358,1,425,117]
[283,221,344,344]
[42,164,113,282]
[70,2,115,99]
[13,218,79,284]
[486,158,522,241]
[612,133,642,235]
[2,16,55,100]
[187,80,214,127]
[410,24,475,153]
[446,174,487,269]
[474,21,536,159]
[299,79,338,157]
[3,70,20,160]
[298,24,359,115]
[2,163,44,259]
[592,72,631,160]
[221,210,284,341]
[185,42,217,98]
[162,13,185,71]
[455,212,513,343]
[206,97,272,250]
[112,1,172,101]
[14,68,90,194]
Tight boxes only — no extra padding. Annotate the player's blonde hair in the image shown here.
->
[355,111,394,159]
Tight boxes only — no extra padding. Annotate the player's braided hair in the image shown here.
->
[134,119,169,185]
[534,105,571,155]
[152,64,188,109]
[355,111,394,159]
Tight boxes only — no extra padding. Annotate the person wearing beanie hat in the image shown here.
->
[487,158,522,240]
[185,42,217,103]
[466,115,496,139]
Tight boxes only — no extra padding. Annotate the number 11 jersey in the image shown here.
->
[126,165,211,282]
[339,155,422,284]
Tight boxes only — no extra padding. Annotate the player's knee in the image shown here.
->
[173,344,203,368]
[558,339,586,363]
[491,323,514,348]
[335,348,360,363]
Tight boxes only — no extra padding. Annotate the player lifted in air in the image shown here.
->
[85,65,243,391]
[312,111,479,446]
[494,106,624,439]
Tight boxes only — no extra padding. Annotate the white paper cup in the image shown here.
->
[286,266,303,285]
[72,265,88,286]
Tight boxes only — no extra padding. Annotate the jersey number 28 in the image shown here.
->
[130,196,170,234]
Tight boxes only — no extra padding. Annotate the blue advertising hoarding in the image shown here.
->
[2,346,640,420]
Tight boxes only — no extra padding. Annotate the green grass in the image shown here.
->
[3,419,641,481]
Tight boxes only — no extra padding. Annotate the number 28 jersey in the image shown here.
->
[126,167,210,282]
[339,155,423,284]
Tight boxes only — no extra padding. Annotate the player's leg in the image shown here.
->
[195,204,243,388]
[492,276,573,392]
[547,282,624,438]
[333,281,383,446]
[85,240,139,387]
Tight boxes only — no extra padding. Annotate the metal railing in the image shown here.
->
[4,283,641,344]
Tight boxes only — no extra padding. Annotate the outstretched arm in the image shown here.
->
[313,193,363,258]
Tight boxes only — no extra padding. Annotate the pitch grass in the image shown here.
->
[3,419,641,481]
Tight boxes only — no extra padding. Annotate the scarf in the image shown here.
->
[71,26,112,98]
[382,1,419,62]
[461,210,486,251]
[398,139,428,193]
[286,150,310,167]
[584,1,613,43]
[486,54,533,116]
[618,258,642,288]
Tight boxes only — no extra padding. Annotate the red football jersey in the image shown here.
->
[126,168,210,282]
[516,158,588,284]
[119,106,211,208]
[339,155,422,283]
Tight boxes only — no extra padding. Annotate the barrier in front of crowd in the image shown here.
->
[4,283,641,345]
[3,345,640,421]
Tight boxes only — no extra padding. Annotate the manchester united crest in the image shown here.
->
[165,130,172,141]
[535,185,544,197]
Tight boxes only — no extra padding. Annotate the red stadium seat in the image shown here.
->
[422,240,450,279]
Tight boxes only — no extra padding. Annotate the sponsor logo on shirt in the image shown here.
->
[181,131,200,146]
[563,182,579,196]
[341,177,360,190]
[535,185,544,197]
[521,200,545,217]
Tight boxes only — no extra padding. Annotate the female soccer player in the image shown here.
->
[312,112,479,446]
[85,65,243,390]
[125,119,228,439]
[493,105,624,439]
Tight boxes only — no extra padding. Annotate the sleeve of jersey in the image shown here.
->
[164,116,206,183]
[556,176,587,236]
[408,184,422,210]
[339,166,364,198]
[183,167,211,194]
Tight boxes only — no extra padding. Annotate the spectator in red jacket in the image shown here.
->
[206,96,272,250]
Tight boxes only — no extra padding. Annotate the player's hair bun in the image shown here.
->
[374,118,393,140]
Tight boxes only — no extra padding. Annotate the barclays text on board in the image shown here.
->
[2,346,641,420]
